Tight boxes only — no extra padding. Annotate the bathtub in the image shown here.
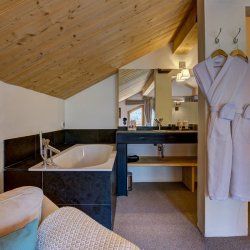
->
[29,144,116,171]
[28,143,117,229]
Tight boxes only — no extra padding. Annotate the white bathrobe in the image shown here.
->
[230,64,250,201]
[193,56,248,200]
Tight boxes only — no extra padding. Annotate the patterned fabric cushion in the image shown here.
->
[37,207,140,250]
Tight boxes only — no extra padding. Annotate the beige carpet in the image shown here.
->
[113,182,250,250]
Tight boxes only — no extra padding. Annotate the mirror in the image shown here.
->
[118,69,198,127]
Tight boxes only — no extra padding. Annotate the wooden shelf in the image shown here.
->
[128,156,197,167]
[128,156,197,192]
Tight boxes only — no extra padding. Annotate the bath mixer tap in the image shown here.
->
[39,131,60,167]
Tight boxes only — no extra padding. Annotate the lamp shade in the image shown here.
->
[176,73,185,82]
[181,69,190,79]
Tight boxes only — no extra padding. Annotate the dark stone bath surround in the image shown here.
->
[4,129,117,229]
[43,168,117,229]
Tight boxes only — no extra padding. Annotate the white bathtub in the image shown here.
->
[29,144,116,171]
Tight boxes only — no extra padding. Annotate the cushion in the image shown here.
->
[0,218,39,250]
[0,186,43,236]
[37,207,140,250]
[41,196,59,222]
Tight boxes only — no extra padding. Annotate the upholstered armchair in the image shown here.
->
[0,186,139,250]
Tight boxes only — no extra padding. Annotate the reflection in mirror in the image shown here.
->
[118,69,198,127]
[118,69,155,126]
[128,105,144,126]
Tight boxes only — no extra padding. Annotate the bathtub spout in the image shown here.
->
[47,145,61,167]
[47,145,61,154]
[39,131,60,167]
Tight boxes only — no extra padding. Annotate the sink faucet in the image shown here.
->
[157,144,165,158]
[154,118,163,130]
[40,131,60,167]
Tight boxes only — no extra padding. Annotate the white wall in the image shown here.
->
[197,0,250,237]
[0,81,64,192]
[155,70,172,124]
[128,143,197,182]
[172,102,198,124]
[122,44,198,69]
[245,16,250,56]
[172,81,194,96]
[128,166,182,182]
[65,75,117,129]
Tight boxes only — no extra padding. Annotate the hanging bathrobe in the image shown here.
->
[230,64,250,201]
[193,56,248,200]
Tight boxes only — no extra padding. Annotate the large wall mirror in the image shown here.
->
[118,69,198,127]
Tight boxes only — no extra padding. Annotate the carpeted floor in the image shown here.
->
[113,182,250,250]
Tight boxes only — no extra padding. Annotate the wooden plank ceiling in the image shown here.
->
[118,69,153,102]
[0,0,194,99]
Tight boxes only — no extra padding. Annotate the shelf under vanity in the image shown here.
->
[128,156,197,192]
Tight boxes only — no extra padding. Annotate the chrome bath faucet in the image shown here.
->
[40,131,60,167]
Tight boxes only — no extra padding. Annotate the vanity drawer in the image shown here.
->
[116,131,197,144]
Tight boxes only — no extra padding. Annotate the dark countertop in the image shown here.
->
[117,130,198,134]
[116,130,198,144]
[117,125,198,131]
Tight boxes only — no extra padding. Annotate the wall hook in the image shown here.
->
[215,28,222,44]
[233,28,241,44]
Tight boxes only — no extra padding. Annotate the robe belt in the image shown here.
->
[243,104,250,120]
[210,103,250,120]
[210,103,236,121]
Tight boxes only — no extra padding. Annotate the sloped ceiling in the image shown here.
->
[119,69,153,102]
[0,0,194,99]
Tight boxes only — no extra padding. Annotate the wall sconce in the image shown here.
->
[174,102,181,111]
[173,97,184,111]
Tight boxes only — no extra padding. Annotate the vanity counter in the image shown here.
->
[117,130,197,133]
[116,130,197,144]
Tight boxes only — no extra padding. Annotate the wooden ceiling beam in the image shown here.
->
[125,100,144,105]
[170,1,197,54]
[142,72,154,96]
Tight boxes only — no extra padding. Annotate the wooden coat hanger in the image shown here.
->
[230,28,248,62]
[211,49,228,58]
[230,49,248,62]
